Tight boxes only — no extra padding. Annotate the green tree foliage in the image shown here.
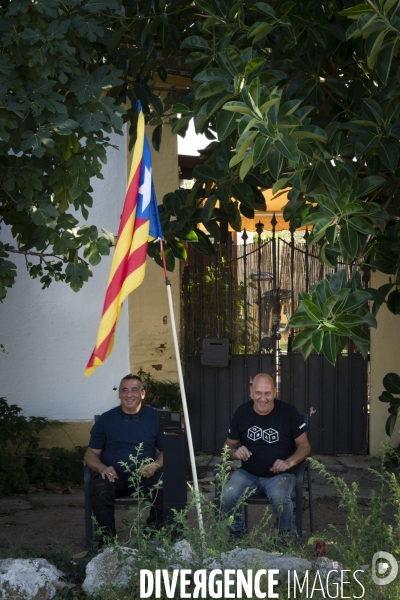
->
[2,0,400,370]
[163,0,400,363]
[0,0,126,298]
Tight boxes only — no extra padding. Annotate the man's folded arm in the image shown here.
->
[224,438,252,461]
[269,432,310,473]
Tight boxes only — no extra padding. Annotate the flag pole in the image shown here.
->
[159,240,206,548]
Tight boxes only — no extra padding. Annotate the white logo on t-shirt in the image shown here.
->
[247,426,279,443]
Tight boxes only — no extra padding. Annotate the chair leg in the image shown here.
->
[295,500,302,538]
[307,466,314,534]
[84,464,93,550]
[295,471,303,538]
[244,505,249,531]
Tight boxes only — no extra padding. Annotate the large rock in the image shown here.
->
[266,554,312,581]
[82,547,138,596]
[0,558,64,599]
[203,547,312,580]
[167,539,195,568]
[205,548,277,571]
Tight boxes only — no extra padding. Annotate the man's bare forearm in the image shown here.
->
[84,448,107,474]
[154,452,163,470]
[286,441,310,469]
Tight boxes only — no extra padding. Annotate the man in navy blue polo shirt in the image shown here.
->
[84,374,164,547]
[220,373,310,538]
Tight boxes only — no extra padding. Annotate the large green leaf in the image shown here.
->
[387,289,400,314]
[340,4,373,17]
[301,300,322,322]
[231,182,254,208]
[376,41,395,84]
[343,290,373,312]
[274,135,299,162]
[329,269,348,294]
[312,329,324,353]
[288,313,318,328]
[223,101,254,116]
[216,111,238,141]
[181,36,211,50]
[335,314,364,327]
[349,216,375,236]
[253,137,271,166]
[314,194,337,215]
[356,176,386,198]
[377,144,399,173]
[316,161,339,190]
[292,328,314,350]
[308,217,334,245]
[386,413,398,437]
[379,391,394,403]
[266,149,283,179]
[367,30,386,69]
[322,332,337,365]
[339,222,360,261]
[196,81,229,99]
[383,372,400,394]
[192,165,216,183]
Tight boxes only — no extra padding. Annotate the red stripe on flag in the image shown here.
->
[124,240,148,278]
[101,254,129,315]
[85,350,96,370]
[100,217,148,315]
[93,325,116,363]
[116,159,141,238]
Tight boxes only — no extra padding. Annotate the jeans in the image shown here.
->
[90,471,164,542]
[220,469,296,533]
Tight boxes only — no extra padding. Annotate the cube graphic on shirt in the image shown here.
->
[263,428,279,443]
[247,426,262,441]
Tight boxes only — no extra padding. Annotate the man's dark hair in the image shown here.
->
[119,374,144,391]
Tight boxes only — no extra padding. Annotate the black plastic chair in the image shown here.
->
[84,415,141,550]
[242,414,313,538]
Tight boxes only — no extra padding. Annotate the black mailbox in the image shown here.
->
[201,338,230,367]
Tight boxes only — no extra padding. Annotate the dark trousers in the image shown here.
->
[90,471,164,541]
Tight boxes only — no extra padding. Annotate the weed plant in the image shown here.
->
[2,447,400,598]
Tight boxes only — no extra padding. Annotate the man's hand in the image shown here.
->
[100,466,119,482]
[270,459,291,473]
[233,445,252,462]
[137,462,161,479]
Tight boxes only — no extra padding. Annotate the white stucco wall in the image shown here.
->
[0,131,129,420]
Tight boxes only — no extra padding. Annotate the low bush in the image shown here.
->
[0,397,84,494]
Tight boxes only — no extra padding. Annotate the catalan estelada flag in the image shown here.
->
[85,102,163,377]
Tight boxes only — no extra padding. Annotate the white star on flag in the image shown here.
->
[138,166,152,211]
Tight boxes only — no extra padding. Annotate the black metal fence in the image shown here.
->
[182,220,369,454]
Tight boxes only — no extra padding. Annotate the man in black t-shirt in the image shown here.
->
[84,374,164,548]
[220,373,310,536]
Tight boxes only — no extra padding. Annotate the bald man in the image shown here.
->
[220,373,310,538]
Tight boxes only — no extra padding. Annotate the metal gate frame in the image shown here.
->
[182,219,369,455]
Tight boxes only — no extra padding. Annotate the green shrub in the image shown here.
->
[0,397,84,494]
[138,369,182,412]
[25,446,86,488]
[0,397,50,495]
